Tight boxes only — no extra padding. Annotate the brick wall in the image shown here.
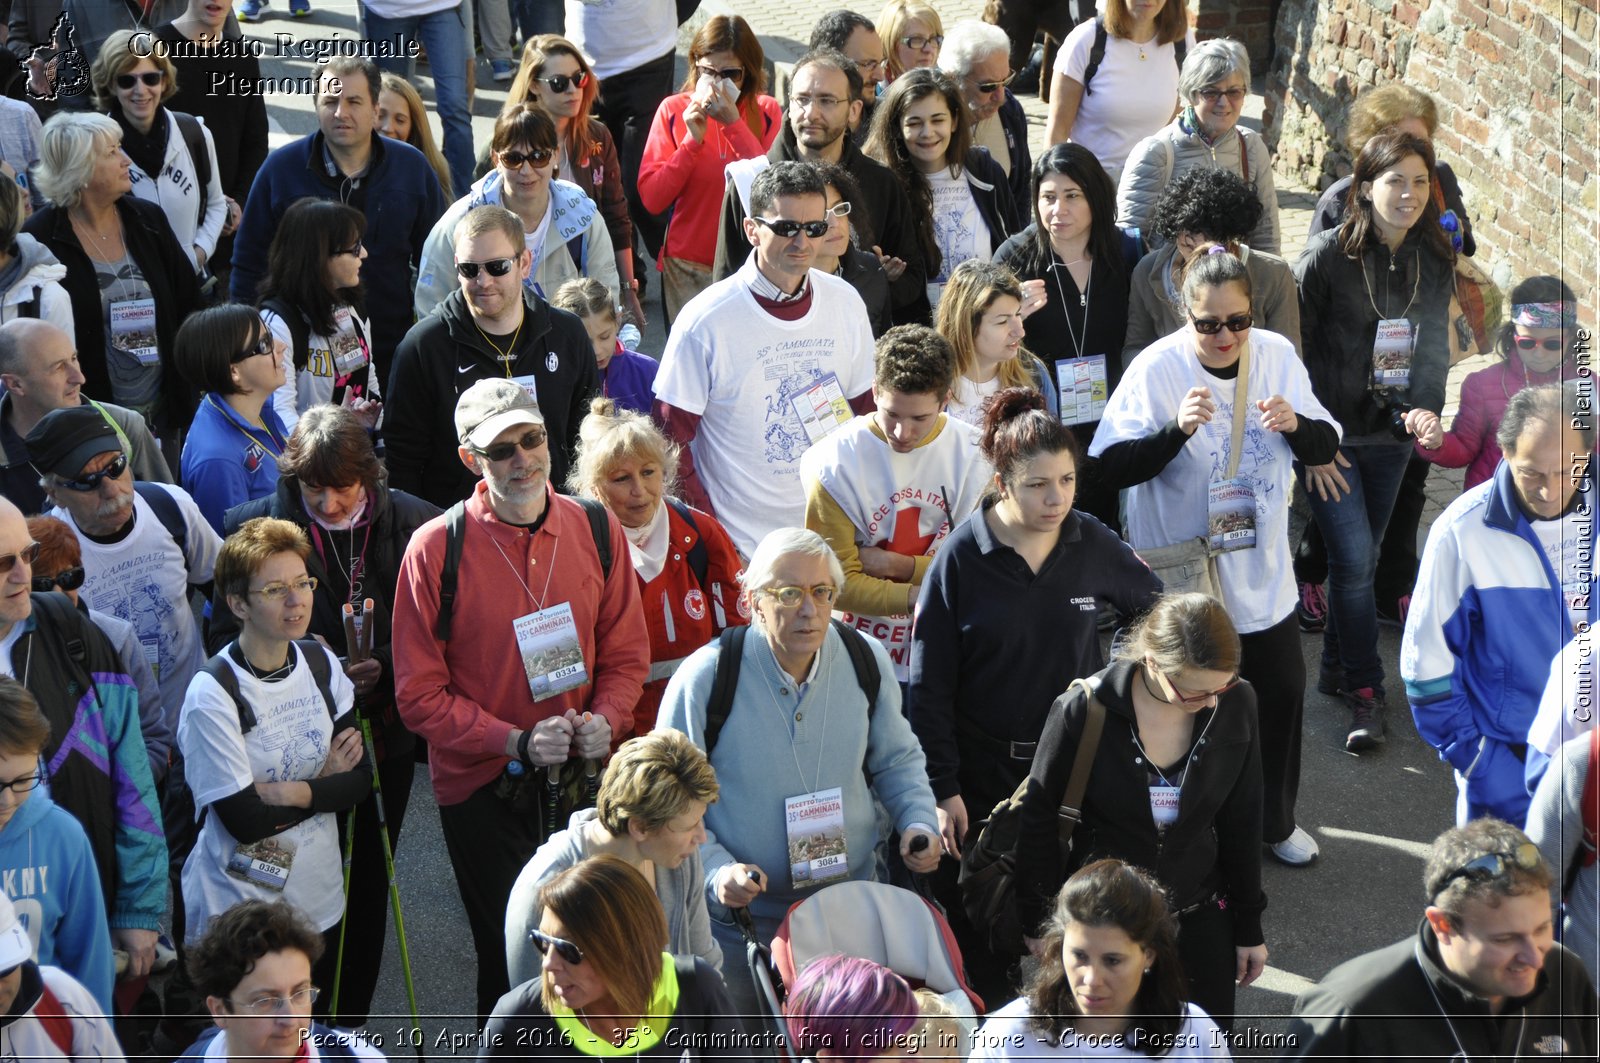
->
[1263,0,1598,319]
[1193,0,1278,73]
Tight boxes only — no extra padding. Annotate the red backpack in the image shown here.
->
[34,983,74,1056]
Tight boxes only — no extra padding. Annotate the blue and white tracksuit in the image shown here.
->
[1402,460,1598,826]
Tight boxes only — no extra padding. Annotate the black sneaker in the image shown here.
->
[1344,687,1386,753]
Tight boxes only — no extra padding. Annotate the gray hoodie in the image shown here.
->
[0,232,73,342]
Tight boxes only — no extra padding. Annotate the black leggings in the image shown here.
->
[1239,611,1305,844]
[1177,896,1240,1033]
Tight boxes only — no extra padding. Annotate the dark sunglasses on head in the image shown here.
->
[474,428,547,462]
[456,258,518,280]
[116,71,163,90]
[499,148,555,170]
[696,65,745,84]
[0,541,40,576]
[1515,336,1565,353]
[0,963,20,980]
[232,335,274,363]
[32,566,85,594]
[528,928,583,965]
[60,454,129,492]
[538,71,588,93]
[1189,312,1254,335]
[972,71,1016,93]
[753,217,830,239]
[1437,841,1543,894]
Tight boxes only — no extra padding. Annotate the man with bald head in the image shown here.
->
[0,494,168,980]
[0,319,170,515]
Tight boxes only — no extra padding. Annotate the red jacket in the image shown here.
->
[391,483,649,806]
[638,92,782,268]
[631,502,748,736]
[1419,352,1575,489]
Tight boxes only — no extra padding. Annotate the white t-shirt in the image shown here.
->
[196,1025,386,1063]
[1055,21,1197,180]
[54,483,220,728]
[1089,328,1339,634]
[178,642,355,942]
[0,622,24,677]
[653,258,876,557]
[262,305,381,435]
[1529,510,1594,636]
[928,167,990,310]
[971,999,1231,1061]
[948,374,1004,429]
[565,0,678,79]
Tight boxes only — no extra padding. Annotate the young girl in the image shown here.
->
[551,278,658,416]
[1420,276,1582,489]
[936,260,1058,427]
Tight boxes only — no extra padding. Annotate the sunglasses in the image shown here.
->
[455,258,518,280]
[971,71,1016,93]
[0,541,40,576]
[1196,87,1247,104]
[538,71,588,93]
[232,336,274,363]
[696,65,745,84]
[32,566,85,593]
[1189,312,1254,335]
[474,428,547,462]
[826,200,852,219]
[753,217,830,239]
[528,928,583,965]
[1514,336,1565,353]
[499,148,555,170]
[59,454,129,492]
[1437,841,1543,893]
[115,71,163,90]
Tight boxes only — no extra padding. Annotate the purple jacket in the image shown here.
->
[601,347,659,416]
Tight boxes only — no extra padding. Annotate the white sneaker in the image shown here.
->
[1269,825,1320,866]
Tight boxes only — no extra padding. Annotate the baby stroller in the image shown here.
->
[737,879,986,1060]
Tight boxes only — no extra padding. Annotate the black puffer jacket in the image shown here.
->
[1014,659,1266,946]
[1294,225,1454,439]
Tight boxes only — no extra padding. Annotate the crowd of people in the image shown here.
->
[0,0,1593,1061]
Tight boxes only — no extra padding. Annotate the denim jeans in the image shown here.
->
[508,0,563,39]
[1301,441,1413,696]
[361,2,476,198]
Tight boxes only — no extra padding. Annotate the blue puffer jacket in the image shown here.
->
[1402,460,1598,825]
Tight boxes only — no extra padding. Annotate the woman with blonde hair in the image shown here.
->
[506,36,643,326]
[568,397,745,734]
[936,260,1057,426]
[485,855,743,1059]
[639,15,782,320]
[879,1,944,82]
[376,73,454,200]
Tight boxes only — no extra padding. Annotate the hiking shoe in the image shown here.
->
[1269,825,1320,866]
[1344,687,1386,752]
[236,0,266,20]
[1376,593,1411,629]
[491,59,516,82]
[1297,581,1327,632]
[290,0,311,15]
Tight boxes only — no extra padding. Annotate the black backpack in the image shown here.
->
[1081,16,1188,96]
[201,640,338,735]
[434,495,614,642]
[172,111,211,228]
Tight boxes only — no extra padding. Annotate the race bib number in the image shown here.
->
[1056,354,1109,427]
[510,374,540,405]
[1207,478,1257,553]
[1150,784,1180,831]
[786,787,849,888]
[1372,318,1416,389]
[226,837,296,893]
[111,296,159,366]
[513,602,589,701]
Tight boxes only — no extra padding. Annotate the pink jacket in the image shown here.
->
[1419,353,1575,489]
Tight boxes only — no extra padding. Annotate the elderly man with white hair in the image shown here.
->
[658,526,940,1012]
[938,19,1032,212]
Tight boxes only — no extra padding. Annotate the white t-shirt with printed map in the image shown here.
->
[926,167,990,311]
[178,642,355,942]
[654,258,875,557]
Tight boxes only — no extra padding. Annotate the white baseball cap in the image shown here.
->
[0,892,33,970]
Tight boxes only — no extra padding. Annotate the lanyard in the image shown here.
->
[1130,675,1219,793]
[758,641,831,794]
[311,517,373,605]
[490,522,560,612]
[1361,247,1421,322]
[207,396,283,460]
[1048,257,1092,364]
[1419,957,1527,1063]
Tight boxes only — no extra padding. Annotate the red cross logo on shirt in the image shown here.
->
[880,507,935,556]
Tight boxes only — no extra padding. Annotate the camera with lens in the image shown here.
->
[1384,399,1414,441]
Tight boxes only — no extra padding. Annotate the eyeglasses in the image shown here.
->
[537,71,588,93]
[1515,336,1565,353]
[248,577,319,601]
[32,566,85,593]
[474,428,547,462]
[971,71,1016,94]
[232,336,275,363]
[1196,87,1247,104]
[1437,842,1543,894]
[790,94,845,112]
[695,65,745,84]
[752,217,830,239]
[456,258,518,280]
[115,71,164,90]
[900,34,943,52]
[499,147,555,171]
[1155,671,1242,705]
[762,585,839,609]
[334,241,364,257]
[528,928,584,965]
[59,454,128,492]
[853,58,886,76]
[826,200,853,220]
[0,772,41,796]
[0,542,40,576]
[1189,312,1254,335]
[229,987,320,1016]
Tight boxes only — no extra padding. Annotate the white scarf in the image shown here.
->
[624,501,670,582]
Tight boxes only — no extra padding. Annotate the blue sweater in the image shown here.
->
[180,395,288,535]
[601,348,659,416]
[0,790,114,1012]
[1403,461,1598,825]
[657,626,938,929]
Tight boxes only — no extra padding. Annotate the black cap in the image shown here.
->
[24,405,123,479]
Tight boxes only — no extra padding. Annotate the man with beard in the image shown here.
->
[809,11,887,141]
[939,20,1032,210]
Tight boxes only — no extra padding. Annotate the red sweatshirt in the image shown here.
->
[638,92,782,268]
[391,483,649,805]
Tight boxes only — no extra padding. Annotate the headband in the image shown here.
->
[1512,302,1575,329]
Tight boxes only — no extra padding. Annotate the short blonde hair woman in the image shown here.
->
[878,0,944,81]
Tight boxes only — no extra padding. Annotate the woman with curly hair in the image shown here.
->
[1124,167,1300,364]
[376,73,454,200]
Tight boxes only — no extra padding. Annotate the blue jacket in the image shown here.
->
[600,348,659,416]
[1402,461,1598,825]
[0,789,113,1012]
[180,395,288,535]
[996,90,1033,211]
[229,132,446,373]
